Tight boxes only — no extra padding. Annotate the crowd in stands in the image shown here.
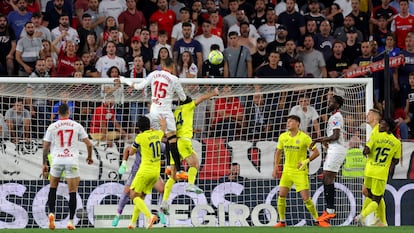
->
[0,0,414,143]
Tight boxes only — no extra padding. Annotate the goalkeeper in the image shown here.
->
[272,115,328,227]
[112,144,165,227]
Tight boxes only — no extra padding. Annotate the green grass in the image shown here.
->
[1,226,414,233]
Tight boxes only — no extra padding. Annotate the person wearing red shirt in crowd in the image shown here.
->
[149,0,176,42]
[52,31,78,77]
[118,0,146,43]
[212,85,244,141]
[0,0,14,16]
[391,0,414,49]
[90,95,127,147]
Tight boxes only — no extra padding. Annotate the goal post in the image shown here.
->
[0,77,373,228]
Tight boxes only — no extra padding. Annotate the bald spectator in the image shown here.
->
[298,34,327,78]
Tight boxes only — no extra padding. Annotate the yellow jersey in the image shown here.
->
[132,129,164,174]
[365,131,401,181]
[277,130,312,173]
[174,100,196,139]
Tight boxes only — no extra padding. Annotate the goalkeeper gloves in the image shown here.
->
[298,158,310,170]
[119,76,133,87]
[118,160,128,174]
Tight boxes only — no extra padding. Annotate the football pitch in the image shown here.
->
[2,226,414,233]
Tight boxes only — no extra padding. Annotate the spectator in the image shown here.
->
[314,20,334,62]
[303,0,325,30]
[280,39,297,75]
[43,0,71,31]
[277,0,306,44]
[219,162,245,183]
[0,112,8,140]
[298,34,327,78]
[195,20,224,61]
[351,41,372,73]
[343,27,362,64]
[0,0,14,16]
[229,8,260,40]
[51,13,79,50]
[244,93,275,140]
[391,95,410,139]
[98,0,126,25]
[98,16,122,47]
[258,7,280,43]
[266,24,289,55]
[138,29,153,72]
[251,0,267,29]
[325,3,344,33]
[173,22,203,75]
[5,98,31,143]
[171,7,196,49]
[222,0,239,43]
[51,91,74,122]
[53,36,79,77]
[223,31,252,77]
[81,51,98,77]
[0,13,16,76]
[77,13,96,57]
[154,47,175,74]
[45,56,56,77]
[169,0,185,21]
[256,50,288,78]
[177,51,197,78]
[372,15,390,48]
[212,85,244,141]
[118,0,146,43]
[74,0,89,23]
[124,36,142,70]
[102,26,127,58]
[20,12,52,42]
[390,0,414,50]
[293,60,314,77]
[334,15,363,43]
[148,20,158,48]
[89,95,127,147]
[153,31,173,66]
[27,59,49,138]
[190,0,203,35]
[396,32,414,106]
[405,73,414,132]
[95,41,127,78]
[84,0,105,38]
[15,22,43,76]
[326,40,351,78]
[202,44,224,78]
[7,0,32,39]
[342,135,366,178]
[348,0,370,41]
[370,0,397,37]
[238,21,258,55]
[149,0,176,42]
[209,9,223,38]
[289,94,321,138]
[252,37,268,73]
[127,56,149,133]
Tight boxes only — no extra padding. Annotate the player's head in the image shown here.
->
[366,108,382,125]
[58,103,70,117]
[161,57,174,72]
[180,96,192,105]
[328,95,343,112]
[380,118,396,134]
[137,116,151,132]
[287,115,300,131]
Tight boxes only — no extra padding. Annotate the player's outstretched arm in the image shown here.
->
[195,87,220,106]
[119,76,149,90]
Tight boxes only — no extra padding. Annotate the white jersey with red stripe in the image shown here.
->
[133,70,186,113]
[43,118,89,165]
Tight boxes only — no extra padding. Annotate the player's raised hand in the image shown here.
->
[86,157,93,165]
[119,76,134,87]
[213,87,220,96]
[118,160,128,174]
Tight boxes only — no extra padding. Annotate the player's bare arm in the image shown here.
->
[42,141,51,179]
[272,149,282,178]
[298,146,320,170]
[83,138,93,164]
[195,87,220,106]
[313,128,340,144]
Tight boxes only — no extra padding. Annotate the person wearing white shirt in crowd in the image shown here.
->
[195,20,224,61]
[171,7,196,49]
[258,7,280,43]
[95,41,127,77]
[20,12,52,42]
[274,0,299,16]
[51,13,79,49]
[98,0,126,25]
[228,8,260,40]
[289,94,321,138]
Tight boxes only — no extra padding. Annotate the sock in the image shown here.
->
[117,193,130,215]
[188,167,198,185]
[376,198,387,224]
[130,198,141,226]
[163,178,176,202]
[133,197,151,219]
[69,192,77,220]
[277,197,286,222]
[361,201,379,218]
[304,199,318,221]
[324,183,335,210]
[169,141,182,171]
[48,188,57,214]
[165,141,171,165]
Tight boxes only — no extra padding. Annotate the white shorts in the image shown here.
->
[50,164,80,179]
[323,147,346,172]
[147,111,176,133]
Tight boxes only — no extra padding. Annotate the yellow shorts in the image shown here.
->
[170,138,195,164]
[279,172,310,192]
[364,176,386,196]
[130,171,159,194]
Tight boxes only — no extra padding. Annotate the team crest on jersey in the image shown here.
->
[296,140,300,144]
[333,121,340,126]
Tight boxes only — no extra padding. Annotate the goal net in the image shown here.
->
[0,77,373,228]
